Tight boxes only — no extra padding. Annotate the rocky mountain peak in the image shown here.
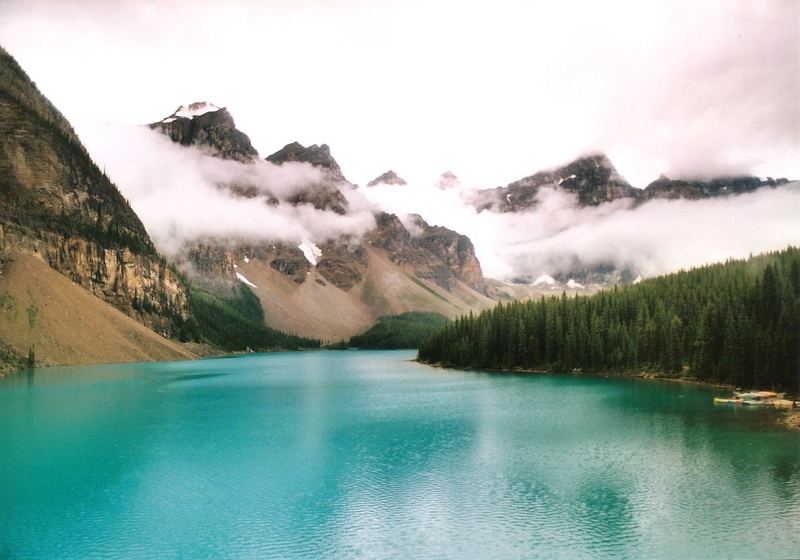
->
[435,171,460,190]
[166,102,221,120]
[263,142,350,214]
[367,170,407,187]
[471,152,636,212]
[149,102,258,162]
[266,142,347,182]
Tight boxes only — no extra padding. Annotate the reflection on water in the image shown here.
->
[0,350,798,559]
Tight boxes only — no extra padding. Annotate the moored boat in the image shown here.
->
[713,391,795,408]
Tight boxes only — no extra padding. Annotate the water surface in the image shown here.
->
[1,350,798,558]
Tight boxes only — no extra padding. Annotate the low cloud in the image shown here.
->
[80,124,799,283]
[81,125,377,256]
[362,179,800,281]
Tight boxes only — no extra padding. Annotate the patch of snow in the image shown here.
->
[506,193,512,202]
[556,174,577,186]
[161,117,176,123]
[243,255,250,263]
[566,279,585,289]
[633,274,642,285]
[172,102,220,119]
[532,274,556,286]
[298,239,322,266]
[233,263,238,268]
[236,272,257,288]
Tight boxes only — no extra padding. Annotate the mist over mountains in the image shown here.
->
[364,158,800,282]
[82,123,377,258]
[79,102,798,288]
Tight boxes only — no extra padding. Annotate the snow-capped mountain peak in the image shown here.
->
[163,102,221,122]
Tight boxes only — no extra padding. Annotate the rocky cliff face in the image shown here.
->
[366,213,485,292]
[0,46,191,335]
[149,102,259,162]
[367,170,407,187]
[410,216,485,291]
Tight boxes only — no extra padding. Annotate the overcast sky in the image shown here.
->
[1,0,798,188]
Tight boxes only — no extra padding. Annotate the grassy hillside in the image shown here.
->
[347,312,449,349]
[420,247,800,391]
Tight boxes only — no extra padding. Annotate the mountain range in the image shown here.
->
[469,153,789,212]
[147,102,491,341]
[0,45,795,369]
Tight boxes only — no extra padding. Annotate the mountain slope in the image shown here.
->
[0,45,191,339]
[0,251,195,366]
[222,238,492,341]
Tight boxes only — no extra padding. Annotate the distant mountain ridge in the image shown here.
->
[470,152,791,212]
[642,174,789,200]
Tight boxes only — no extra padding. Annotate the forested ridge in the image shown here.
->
[419,247,800,391]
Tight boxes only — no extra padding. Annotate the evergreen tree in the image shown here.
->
[418,247,800,392]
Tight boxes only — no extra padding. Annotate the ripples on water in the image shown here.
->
[0,350,798,559]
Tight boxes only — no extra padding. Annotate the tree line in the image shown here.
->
[185,284,320,351]
[418,247,800,391]
[340,312,448,349]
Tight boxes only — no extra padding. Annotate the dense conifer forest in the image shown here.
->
[419,247,800,391]
[344,312,449,349]
[187,284,319,351]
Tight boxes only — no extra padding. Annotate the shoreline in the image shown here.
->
[416,359,737,390]
[417,359,800,430]
[0,343,324,379]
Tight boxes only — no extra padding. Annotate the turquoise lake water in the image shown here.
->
[1,350,798,559]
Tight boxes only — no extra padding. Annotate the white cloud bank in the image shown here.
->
[1,0,797,188]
